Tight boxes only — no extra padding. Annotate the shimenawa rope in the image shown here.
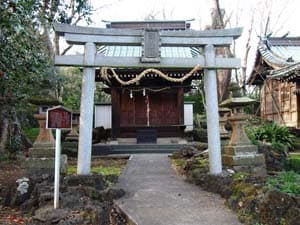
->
[100,64,201,86]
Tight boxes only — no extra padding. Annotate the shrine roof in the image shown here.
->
[248,36,300,84]
[98,46,201,58]
[99,20,201,59]
[258,37,300,68]
[103,19,193,30]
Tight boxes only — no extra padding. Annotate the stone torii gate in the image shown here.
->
[54,23,242,175]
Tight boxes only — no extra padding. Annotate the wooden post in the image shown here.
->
[177,87,184,125]
[111,87,120,140]
[77,42,96,175]
[204,44,222,174]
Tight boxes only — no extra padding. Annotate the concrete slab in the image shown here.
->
[115,154,242,225]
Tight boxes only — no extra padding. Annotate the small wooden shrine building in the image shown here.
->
[96,20,202,143]
[248,37,300,128]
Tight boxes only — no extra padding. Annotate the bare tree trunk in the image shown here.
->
[54,32,60,55]
[210,1,232,102]
[241,13,254,95]
[0,100,20,159]
[0,109,8,153]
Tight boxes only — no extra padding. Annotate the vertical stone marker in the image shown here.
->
[47,106,72,209]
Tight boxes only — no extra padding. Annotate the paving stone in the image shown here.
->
[115,154,242,225]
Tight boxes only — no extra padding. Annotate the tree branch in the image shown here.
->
[214,0,225,28]
[61,45,73,55]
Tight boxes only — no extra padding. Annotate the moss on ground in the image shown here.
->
[68,165,123,176]
[67,158,127,177]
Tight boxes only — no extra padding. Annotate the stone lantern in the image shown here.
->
[28,98,60,157]
[65,111,80,141]
[23,97,68,175]
[218,107,231,146]
[219,97,265,173]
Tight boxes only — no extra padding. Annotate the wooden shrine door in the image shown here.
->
[120,90,180,126]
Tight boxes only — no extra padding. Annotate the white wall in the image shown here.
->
[184,103,194,131]
[94,104,112,129]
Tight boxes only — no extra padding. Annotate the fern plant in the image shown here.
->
[247,122,295,152]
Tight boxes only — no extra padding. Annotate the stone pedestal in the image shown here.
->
[219,107,231,148]
[66,111,80,142]
[220,97,266,174]
[65,122,79,142]
[29,114,55,157]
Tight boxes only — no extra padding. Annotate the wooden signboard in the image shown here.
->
[47,106,72,129]
[46,105,72,209]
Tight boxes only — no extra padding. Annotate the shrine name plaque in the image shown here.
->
[141,29,161,63]
[47,106,72,129]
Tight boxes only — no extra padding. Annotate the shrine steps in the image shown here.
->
[92,143,191,155]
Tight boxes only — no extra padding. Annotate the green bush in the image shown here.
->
[247,122,295,151]
[285,155,300,173]
[267,171,300,195]
[23,127,39,143]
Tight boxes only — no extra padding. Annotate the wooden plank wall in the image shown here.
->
[117,89,184,137]
[261,80,298,128]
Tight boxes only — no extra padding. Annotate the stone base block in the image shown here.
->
[63,142,78,149]
[110,140,119,145]
[65,136,79,141]
[221,138,229,149]
[29,147,55,157]
[178,139,188,144]
[232,165,267,177]
[223,144,258,155]
[32,142,55,148]
[222,153,265,167]
[62,142,78,157]
[22,155,68,175]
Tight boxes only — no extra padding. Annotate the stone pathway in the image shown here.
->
[115,154,242,225]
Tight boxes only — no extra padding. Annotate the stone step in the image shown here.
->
[92,144,190,155]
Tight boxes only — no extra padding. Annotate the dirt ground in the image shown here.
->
[0,160,27,224]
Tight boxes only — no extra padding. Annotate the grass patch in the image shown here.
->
[172,159,186,168]
[267,171,300,195]
[285,154,300,173]
[68,165,123,176]
[67,158,127,176]
[290,153,300,159]
[233,172,250,182]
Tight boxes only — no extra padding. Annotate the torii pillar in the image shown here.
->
[204,44,222,174]
[77,42,96,175]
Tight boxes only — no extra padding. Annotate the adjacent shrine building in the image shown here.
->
[248,36,300,128]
